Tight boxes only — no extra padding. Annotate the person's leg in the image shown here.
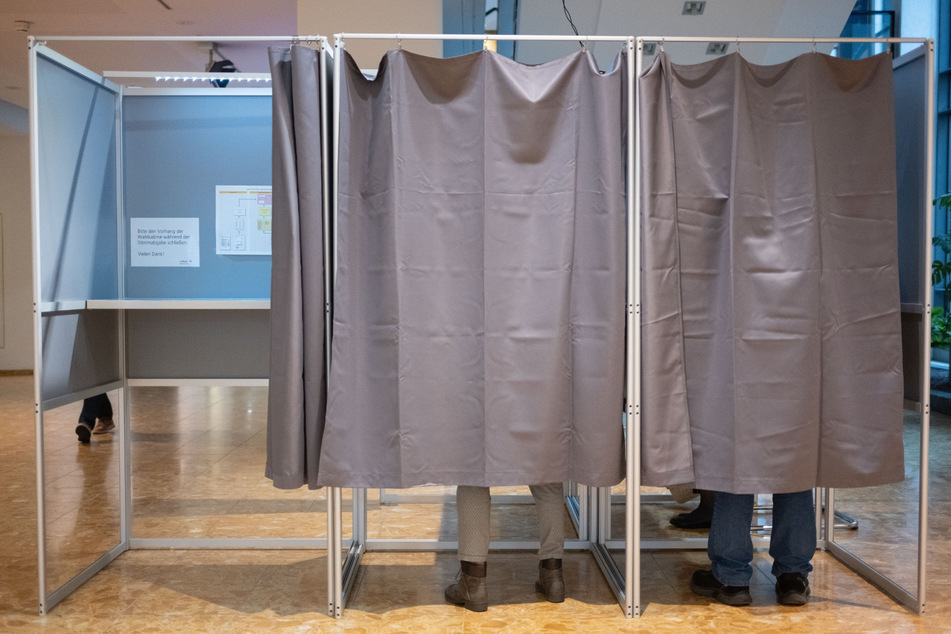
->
[529,482,565,560]
[90,393,115,434]
[76,398,95,443]
[456,485,491,563]
[769,490,816,576]
[89,393,113,420]
[709,492,755,585]
[691,491,754,606]
[769,489,815,605]
[446,486,490,611]
[530,482,566,602]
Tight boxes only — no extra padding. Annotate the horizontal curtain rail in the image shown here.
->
[31,35,327,43]
[336,33,631,42]
[637,36,929,44]
[31,35,929,45]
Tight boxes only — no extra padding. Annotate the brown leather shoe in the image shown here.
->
[445,561,488,612]
[92,418,115,434]
[535,558,565,603]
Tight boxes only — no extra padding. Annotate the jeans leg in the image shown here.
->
[769,490,816,577]
[708,491,755,586]
[456,486,491,563]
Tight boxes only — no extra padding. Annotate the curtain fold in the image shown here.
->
[640,51,905,494]
[318,49,627,488]
[265,45,327,490]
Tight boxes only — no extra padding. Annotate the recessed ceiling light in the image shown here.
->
[683,1,706,16]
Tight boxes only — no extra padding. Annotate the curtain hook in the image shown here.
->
[397,33,402,50]
[484,34,489,50]
[812,37,817,54]
[659,38,665,53]
[583,36,588,53]
[736,37,740,54]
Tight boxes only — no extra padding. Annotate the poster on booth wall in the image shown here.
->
[215,186,272,255]
[130,217,200,267]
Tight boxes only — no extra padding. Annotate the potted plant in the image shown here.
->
[932,194,951,364]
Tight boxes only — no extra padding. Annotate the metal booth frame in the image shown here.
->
[29,35,331,614]
[325,32,637,618]
[622,35,935,618]
[29,32,934,621]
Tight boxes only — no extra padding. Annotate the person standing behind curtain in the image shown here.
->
[75,393,114,444]
[445,483,566,612]
[690,490,815,606]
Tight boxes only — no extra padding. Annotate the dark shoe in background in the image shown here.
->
[535,558,565,603]
[670,489,714,529]
[670,507,713,529]
[445,560,488,612]
[75,421,92,444]
[690,569,752,606]
[775,572,810,606]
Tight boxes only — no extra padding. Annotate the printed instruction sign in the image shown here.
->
[131,217,200,267]
[215,186,272,255]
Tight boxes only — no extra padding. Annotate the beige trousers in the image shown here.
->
[456,483,565,563]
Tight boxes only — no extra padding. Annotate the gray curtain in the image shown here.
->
[318,49,626,488]
[640,51,905,494]
[265,45,327,490]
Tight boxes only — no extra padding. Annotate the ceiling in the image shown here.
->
[0,0,297,112]
[517,0,858,69]
[0,0,861,134]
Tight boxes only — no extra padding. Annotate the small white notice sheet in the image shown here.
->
[131,218,200,267]
[215,186,272,255]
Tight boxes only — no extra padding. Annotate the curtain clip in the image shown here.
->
[812,38,817,54]
[484,35,489,50]
[659,38,665,53]
[582,36,588,53]
[397,33,402,50]
[735,37,741,54]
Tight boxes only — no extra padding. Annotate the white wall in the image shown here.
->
[298,0,443,69]
[0,133,34,371]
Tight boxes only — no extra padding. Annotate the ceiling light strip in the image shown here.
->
[103,71,271,83]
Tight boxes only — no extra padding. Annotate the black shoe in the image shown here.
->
[670,508,712,529]
[75,421,92,444]
[690,569,752,606]
[775,572,810,606]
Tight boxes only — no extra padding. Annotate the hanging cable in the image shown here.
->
[562,0,585,50]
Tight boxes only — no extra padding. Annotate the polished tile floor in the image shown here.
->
[2,374,950,632]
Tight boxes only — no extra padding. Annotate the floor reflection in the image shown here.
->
[3,377,949,630]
